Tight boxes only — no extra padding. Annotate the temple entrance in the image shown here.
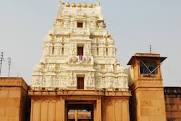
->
[66,101,94,121]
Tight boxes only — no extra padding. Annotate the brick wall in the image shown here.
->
[164,87,181,121]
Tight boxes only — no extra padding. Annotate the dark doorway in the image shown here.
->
[77,77,84,89]
[77,46,84,60]
[77,46,84,56]
[66,101,94,121]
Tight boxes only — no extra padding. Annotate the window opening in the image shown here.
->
[106,48,108,56]
[77,22,83,28]
[140,60,158,76]
[52,46,55,55]
[77,46,84,60]
[77,76,84,89]
[62,43,64,55]
[62,47,64,55]
[97,47,99,56]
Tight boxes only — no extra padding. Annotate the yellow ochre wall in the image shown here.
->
[0,77,29,121]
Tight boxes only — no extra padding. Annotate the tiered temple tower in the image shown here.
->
[27,1,167,121]
[29,2,130,121]
[32,1,128,90]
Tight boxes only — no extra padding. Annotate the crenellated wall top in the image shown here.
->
[62,2,98,8]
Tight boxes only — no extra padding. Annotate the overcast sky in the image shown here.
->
[0,0,181,86]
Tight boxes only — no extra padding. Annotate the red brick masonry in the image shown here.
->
[165,87,181,121]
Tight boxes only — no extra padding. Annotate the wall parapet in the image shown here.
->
[164,87,181,96]
[0,77,28,91]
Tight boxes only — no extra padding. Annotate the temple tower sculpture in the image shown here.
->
[29,1,131,121]
[32,1,128,91]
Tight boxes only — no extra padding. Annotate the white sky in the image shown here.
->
[0,0,181,86]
